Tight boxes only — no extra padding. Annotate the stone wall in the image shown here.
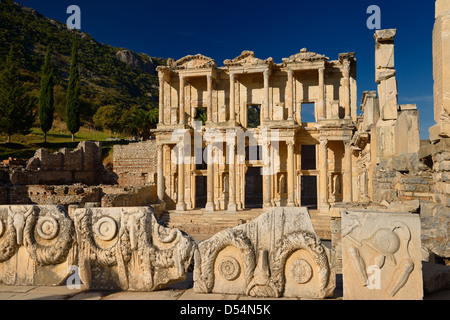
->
[1,142,107,186]
[113,141,157,187]
[372,154,434,204]
[101,185,157,208]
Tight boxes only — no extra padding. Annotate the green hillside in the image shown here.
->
[0,0,165,127]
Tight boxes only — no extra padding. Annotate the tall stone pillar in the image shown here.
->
[318,67,326,119]
[264,69,270,122]
[176,144,186,211]
[229,73,236,122]
[158,74,165,125]
[157,144,165,204]
[205,144,215,212]
[287,69,294,121]
[228,141,237,212]
[343,63,351,119]
[430,0,450,142]
[287,140,295,207]
[263,141,272,208]
[319,139,329,212]
[343,142,353,203]
[179,76,186,125]
[207,74,213,123]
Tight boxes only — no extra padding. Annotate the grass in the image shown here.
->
[0,120,130,162]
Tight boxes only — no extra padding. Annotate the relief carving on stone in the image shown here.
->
[0,205,75,286]
[342,211,423,300]
[193,208,335,299]
[171,54,217,70]
[224,51,274,67]
[282,48,329,65]
[74,207,195,291]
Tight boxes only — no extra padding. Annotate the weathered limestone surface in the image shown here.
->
[430,0,450,142]
[194,207,335,299]
[395,105,420,156]
[0,205,76,286]
[74,207,195,291]
[342,210,423,300]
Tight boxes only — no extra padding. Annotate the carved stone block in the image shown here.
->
[74,207,195,291]
[342,210,423,300]
[377,77,398,120]
[194,207,335,299]
[0,205,76,286]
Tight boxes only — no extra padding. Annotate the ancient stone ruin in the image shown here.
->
[0,0,448,300]
[194,208,335,299]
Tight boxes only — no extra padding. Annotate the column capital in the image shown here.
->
[287,68,294,77]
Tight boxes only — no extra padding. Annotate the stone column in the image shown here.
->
[263,141,272,208]
[228,141,237,212]
[319,139,329,211]
[176,144,186,211]
[287,140,295,207]
[229,73,236,122]
[264,69,270,122]
[343,63,351,119]
[287,69,294,121]
[158,74,165,125]
[179,75,186,125]
[205,144,215,212]
[343,142,353,203]
[157,144,165,204]
[207,74,213,123]
[318,67,326,119]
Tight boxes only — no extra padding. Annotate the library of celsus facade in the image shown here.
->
[153,49,357,213]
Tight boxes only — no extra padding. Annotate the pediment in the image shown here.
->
[282,48,329,65]
[171,54,217,70]
[224,51,273,67]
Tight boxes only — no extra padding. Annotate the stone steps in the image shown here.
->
[160,208,332,241]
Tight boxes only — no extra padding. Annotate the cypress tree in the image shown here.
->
[0,46,35,143]
[66,43,81,142]
[39,46,55,143]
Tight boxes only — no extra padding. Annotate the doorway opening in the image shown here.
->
[301,175,317,209]
[195,176,208,209]
[245,167,263,208]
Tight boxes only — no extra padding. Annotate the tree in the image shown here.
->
[0,46,36,143]
[39,46,55,143]
[93,104,123,132]
[126,107,158,141]
[66,43,81,141]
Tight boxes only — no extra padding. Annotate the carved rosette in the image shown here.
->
[0,206,74,267]
[194,229,256,294]
[74,207,195,292]
[270,232,332,299]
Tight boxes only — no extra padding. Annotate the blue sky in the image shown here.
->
[18,0,436,139]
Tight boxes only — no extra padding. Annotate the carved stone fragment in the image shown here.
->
[74,207,195,291]
[0,205,76,286]
[193,207,336,299]
[342,210,423,300]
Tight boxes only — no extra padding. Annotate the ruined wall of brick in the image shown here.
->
[101,185,157,208]
[432,140,450,207]
[371,153,434,203]
[3,185,103,208]
[113,141,157,188]
[21,142,104,186]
